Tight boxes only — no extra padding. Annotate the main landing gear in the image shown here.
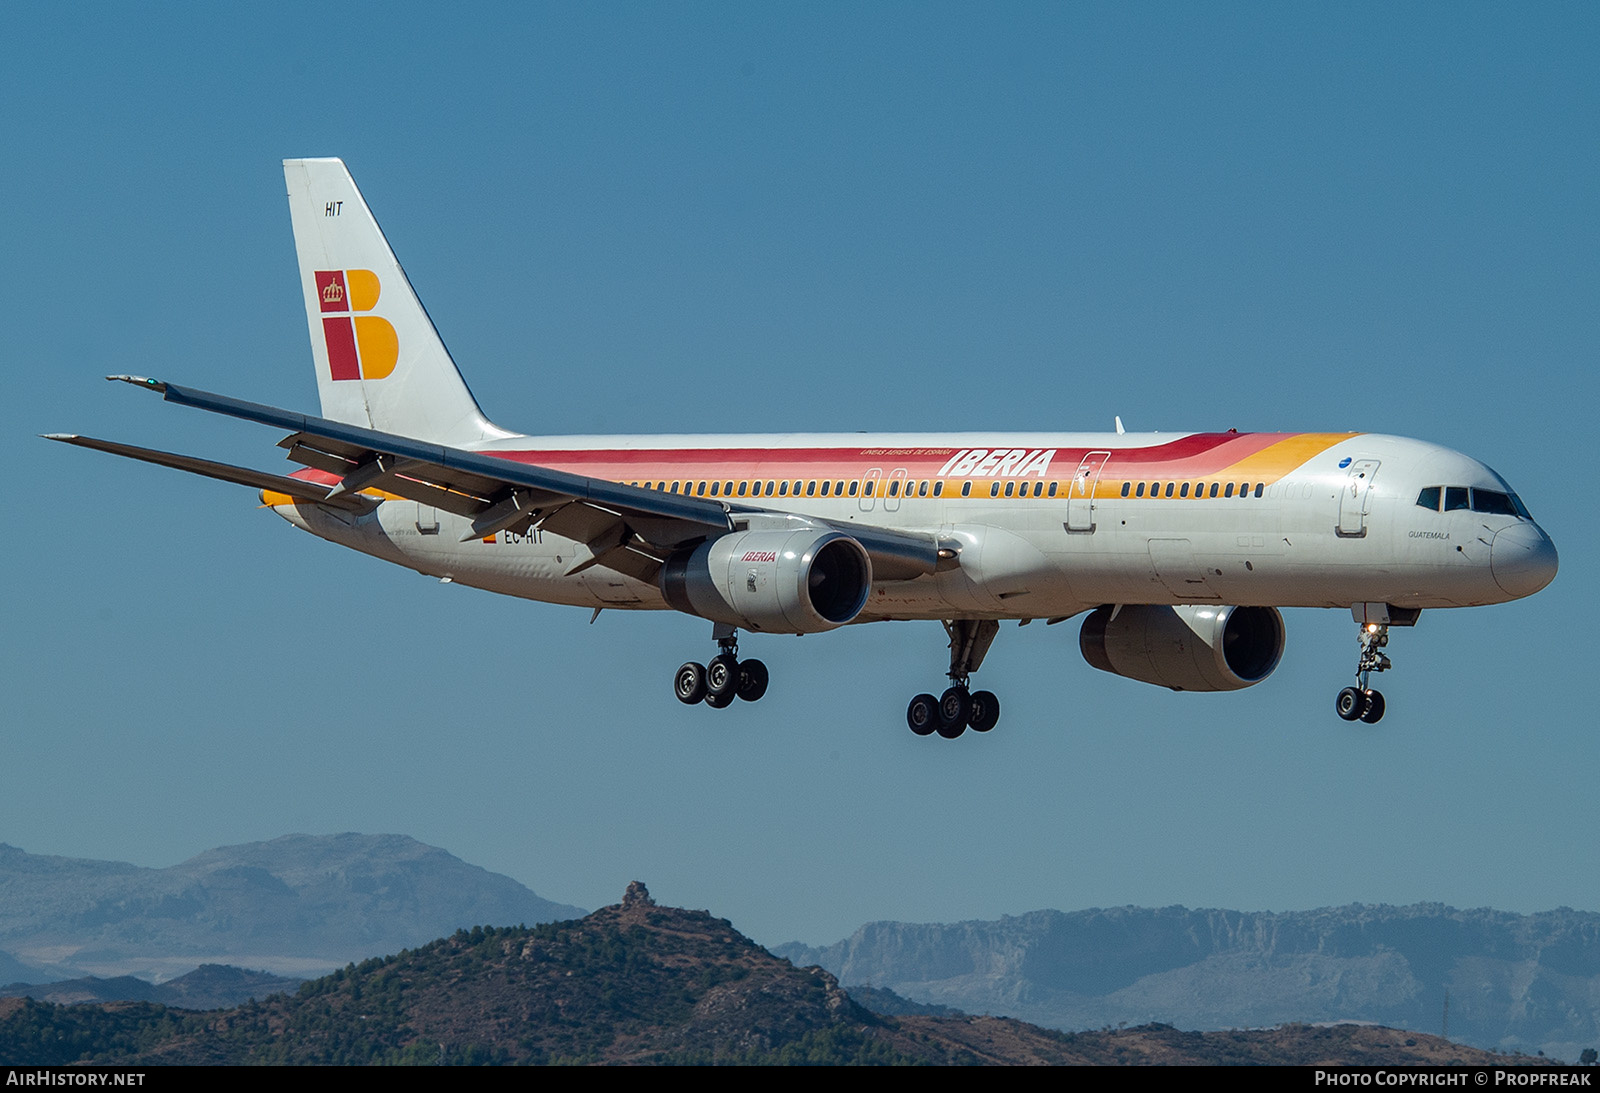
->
[1336,620,1391,724]
[907,620,1002,739]
[675,624,768,709]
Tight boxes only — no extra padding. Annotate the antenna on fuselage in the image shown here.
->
[1114,416,1125,435]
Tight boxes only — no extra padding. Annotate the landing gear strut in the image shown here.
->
[907,620,1002,739]
[676,624,768,709]
[1336,620,1392,724]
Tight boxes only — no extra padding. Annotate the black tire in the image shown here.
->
[706,654,740,700]
[1335,686,1365,722]
[938,686,971,734]
[705,689,735,709]
[736,658,769,702]
[907,693,938,736]
[968,690,1000,733]
[675,662,707,705]
[1359,689,1386,724]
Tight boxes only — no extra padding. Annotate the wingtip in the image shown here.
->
[41,433,79,442]
[106,375,168,393]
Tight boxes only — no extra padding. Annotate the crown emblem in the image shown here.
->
[322,280,345,305]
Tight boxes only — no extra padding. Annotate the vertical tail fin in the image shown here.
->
[283,158,504,446]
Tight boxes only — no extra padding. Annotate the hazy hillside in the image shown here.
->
[775,904,1600,1060]
[0,965,300,1011]
[0,834,583,982]
[0,886,1527,1066]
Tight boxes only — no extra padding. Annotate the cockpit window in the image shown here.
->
[1471,488,1518,517]
[1423,484,1533,519]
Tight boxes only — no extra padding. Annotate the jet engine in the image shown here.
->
[660,529,872,634]
[1079,604,1285,692]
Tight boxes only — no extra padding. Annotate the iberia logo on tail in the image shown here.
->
[315,269,397,380]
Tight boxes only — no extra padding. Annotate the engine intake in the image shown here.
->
[661,529,872,634]
[1079,604,1285,692]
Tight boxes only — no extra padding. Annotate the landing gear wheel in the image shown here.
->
[939,686,971,728]
[936,686,971,738]
[706,654,740,701]
[907,694,938,736]
[736,658,769,702]
[675,662,707,705]
[705,689,735,709]
[968,690,1000,733]
[1335,686,1366,722]
[1359,689,1385,724]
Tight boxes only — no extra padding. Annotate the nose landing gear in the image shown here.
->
[1336,619,1392,723]
[676,624,768,709]
[906,620,1003,739]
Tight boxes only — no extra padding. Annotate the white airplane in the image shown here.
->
[48,159,1558,736]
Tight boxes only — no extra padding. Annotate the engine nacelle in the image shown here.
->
[660,529,872,634]
[1079,604,1285,692]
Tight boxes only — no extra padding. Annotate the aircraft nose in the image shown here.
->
[1490,523,1558,599]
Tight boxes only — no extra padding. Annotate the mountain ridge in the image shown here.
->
[0,834,583,983]
[773,902,1600,1059]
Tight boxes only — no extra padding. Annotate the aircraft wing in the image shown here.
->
[42,433,378,513]
[96,377,942,583]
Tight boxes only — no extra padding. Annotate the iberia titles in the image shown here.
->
[934,448,1057,478]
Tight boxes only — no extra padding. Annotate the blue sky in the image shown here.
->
[4,3,1596,949]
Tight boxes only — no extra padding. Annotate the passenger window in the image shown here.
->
[1136,482,1146,498]
[864,481,874,497]
[1445,486,1469,511]
[1121,482,1131,497]
[710,482,721,497]
[1254,483,1263,498]
[961,481,972,497]
[1416,486,1441,511]
[849,481,859,497]
[1208,483,1219,498]
[697,481,708,496]
[806,481,817,497]
[737,481,748,497]
[1180,482,1190,498]
[792,480,802,495]
[1004,482,1015,497]
[1164,482,1174,498]
[778,481,789,496]
[1224,482,1235,498]
[837,480,846,495]
[1048,482,1058,497]
[933,481,943,497]
[820,481,831,497]
[888,481,899,497]
[990,482,1001,497]
[918,480,928,497]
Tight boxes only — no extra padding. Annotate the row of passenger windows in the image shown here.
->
[1121,480,1265,499]
[1415,486,1530,518]
[615,477,1266,501]
[623,478,955,498]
